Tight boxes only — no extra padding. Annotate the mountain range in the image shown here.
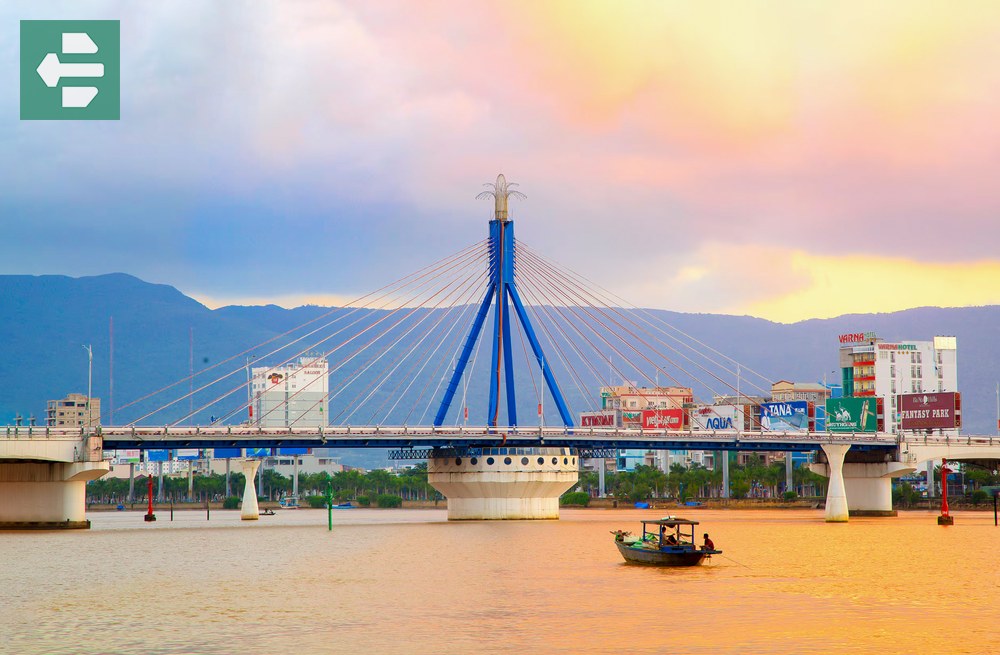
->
[2,273,997,467]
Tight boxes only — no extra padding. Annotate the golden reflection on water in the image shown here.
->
[1,508,997,655]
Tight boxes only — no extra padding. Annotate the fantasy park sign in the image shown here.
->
[897,392,961,430]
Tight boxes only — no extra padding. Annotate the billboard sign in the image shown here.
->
[621,411,642,426]
[277,447,309,455]
[213,448,242,459]
[115,449,140,464]
[760,401,810,432]
[825,398,877,433]
[898,392,960,430]
[145,449,170,462]
[175,448,200,460]
[839,331,878,344]
[580,411,616,427]
[641,408,683,430]
[689,404,739,431]
[245,447,270,458]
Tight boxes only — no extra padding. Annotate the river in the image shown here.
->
[1,508,996,654]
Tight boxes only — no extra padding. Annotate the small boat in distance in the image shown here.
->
[278,495,300,510]
[613,517,721,567]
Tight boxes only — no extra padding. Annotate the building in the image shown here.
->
[251,356,329,428]
[46,393,100,427]
[837,333,958,434]
[596,385,693,472]
[770,380,831,404]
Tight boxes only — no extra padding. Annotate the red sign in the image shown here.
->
[580,411,615,427]
[641,408,683,430]
[839,331,878,344]
[898,392,960,430]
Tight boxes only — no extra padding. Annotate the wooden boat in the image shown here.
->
[613,517,721,566]
[278,495,300,510]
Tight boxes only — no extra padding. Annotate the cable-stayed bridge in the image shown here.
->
[3,174,998,527]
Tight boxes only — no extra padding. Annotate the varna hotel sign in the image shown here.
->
[838,331,878,344]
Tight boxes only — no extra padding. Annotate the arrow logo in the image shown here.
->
[35,32,104,108]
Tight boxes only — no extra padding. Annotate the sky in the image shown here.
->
[3,0,1000,323]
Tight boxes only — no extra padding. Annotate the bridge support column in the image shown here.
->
[240,459,262,520]
[428,448,578,520]
[820,444,850,522]
[0,461,109,529]
[842,461,914,516]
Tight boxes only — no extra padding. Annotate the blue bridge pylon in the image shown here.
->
[434,174,574,428]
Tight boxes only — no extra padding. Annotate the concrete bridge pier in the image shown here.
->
[427,447,579,520]
[813,445,915,521]
[240,459,262,520]
[0,461,109,529]
[819,444,851,522]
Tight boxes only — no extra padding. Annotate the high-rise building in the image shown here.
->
[251,356,328,428]
[837,333,958,434]
[46,393,100,427]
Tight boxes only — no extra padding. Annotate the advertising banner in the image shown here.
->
[760,401,810,432]
[579,411,616,427]
[898,392,960,430]
[641,408,683,430]
[278,447,309,455]
[114,449,141,464]
[175,448,200,460]
[825,398,877,433]
[621,411,642,426]
[145,449,170,462]
[213,448,243,459]
[689,404,739,431]
[245,447,271,458]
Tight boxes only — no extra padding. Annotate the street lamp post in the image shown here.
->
[82,344,93,428]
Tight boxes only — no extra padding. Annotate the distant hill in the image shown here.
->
[1,274,997,468]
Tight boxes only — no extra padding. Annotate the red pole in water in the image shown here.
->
[144,474,157,522]
[938,458,954,525]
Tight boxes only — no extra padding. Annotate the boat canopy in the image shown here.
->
[640,518,699,527]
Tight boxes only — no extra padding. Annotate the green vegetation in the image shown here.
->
[86,462,440,505]
[356,495,371,507]
[892,482,922,508]
[222,496,240,510]
[564,457,828,504]
[560,491,590,506]
[376,494,403,508]
[306,495,328,509]
[970,489,988,506]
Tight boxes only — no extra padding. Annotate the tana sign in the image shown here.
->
[898,392,960,430]
[825,397,877,433]
[760,401,810,432]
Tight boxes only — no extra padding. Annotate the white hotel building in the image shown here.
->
[838,334,958,435]
[251,356,329,428]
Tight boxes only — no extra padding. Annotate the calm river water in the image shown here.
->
[1,508,997,654]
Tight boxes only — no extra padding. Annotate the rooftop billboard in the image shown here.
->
[641,408,683,430]
[580,411,616,428]
[760,401,811,432]
[825,397,877,433]
[898,392,960,430]
[689,404,739,431]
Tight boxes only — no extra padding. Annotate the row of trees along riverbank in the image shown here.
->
[571,458,831,504]
[86,462,439,505]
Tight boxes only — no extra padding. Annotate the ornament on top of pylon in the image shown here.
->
[476,173,525,222]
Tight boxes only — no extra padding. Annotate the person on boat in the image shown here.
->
[663,531,678,546]
[702,533,715,551]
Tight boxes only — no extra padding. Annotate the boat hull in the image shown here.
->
[615,540,712,566]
